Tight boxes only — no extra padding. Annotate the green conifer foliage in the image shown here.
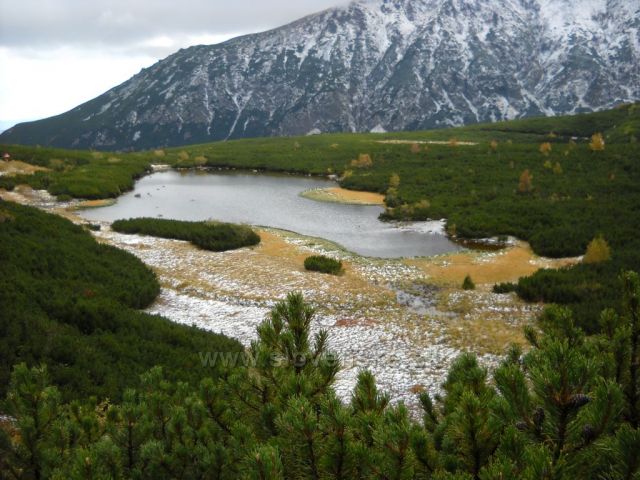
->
[245,445,285,480]
[3,284,640,479]
[2,364,62,480]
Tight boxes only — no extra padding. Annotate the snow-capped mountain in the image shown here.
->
[2,0,639,150]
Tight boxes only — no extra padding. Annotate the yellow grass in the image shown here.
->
[437,288,538,354]
[0,160,49,176]
[72,199,117,209]
[301,187,385,205]
[444,312,530,354]
[405,241,580,286]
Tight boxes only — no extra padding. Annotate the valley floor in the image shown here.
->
[1,184,579,411]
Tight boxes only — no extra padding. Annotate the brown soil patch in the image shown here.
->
[410,384,426,394]
[334,317,377,327]
[55,209,86,223]
[406,241,580,286]
[0,186,88,224]
[248,229,390,301]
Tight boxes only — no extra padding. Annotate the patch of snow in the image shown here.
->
[295,35,318,65]
[538,0,607,36]
[97,101,113,116]
[225,89,253,140]
[150,164,171,172]
[395,220,447,235]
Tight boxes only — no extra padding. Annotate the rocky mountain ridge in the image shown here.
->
[1,0,638,149]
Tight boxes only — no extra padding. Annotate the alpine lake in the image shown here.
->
[80,170,465,258]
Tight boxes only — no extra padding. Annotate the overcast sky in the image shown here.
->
[0,0,351,130]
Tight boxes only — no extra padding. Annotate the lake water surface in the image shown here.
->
[81,171,463,258]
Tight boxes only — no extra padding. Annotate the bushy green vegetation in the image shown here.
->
[462,274,475,290]
[493,282,518,294]
[3,281,640,479]
[0,202,242,401]
[0,145,156,199]
[304,255,343,275]
[3,104,640,330]
[112,217,260,251]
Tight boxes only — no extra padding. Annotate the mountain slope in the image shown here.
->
[2,0,639,150]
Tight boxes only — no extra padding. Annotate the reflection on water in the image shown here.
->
[80,171,464,258]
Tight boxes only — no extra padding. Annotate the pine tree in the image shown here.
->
[276,396,322,479]
[553,162,563,175]
[57,438,124,480]
[390,173,401,189]
[318,395,355,479]
[105,388,150,476]
[462,275,475,290]
[622,272,640,428]
[589,133,605,151]
[435,355,498,479]
[493,307,625,477]
[348,371,390,477]
[518,170,533,194]
[583,236,611,264]
[1,364,62,480]
[373,404,417,479]
[610,272,640,428]
[222,292,341,451]
[244,445,285,480]
[539,143,552,156]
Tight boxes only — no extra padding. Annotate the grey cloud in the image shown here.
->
[0,0,352,52]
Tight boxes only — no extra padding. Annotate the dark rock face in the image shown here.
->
[2,0,639,150]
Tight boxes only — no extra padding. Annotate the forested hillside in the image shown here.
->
[0,202,242,400]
